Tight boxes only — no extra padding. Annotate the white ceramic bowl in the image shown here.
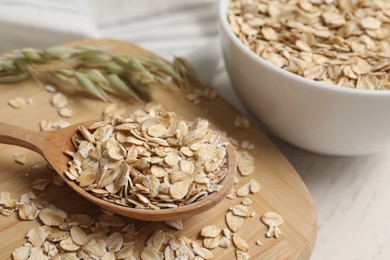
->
[218,0,390,156]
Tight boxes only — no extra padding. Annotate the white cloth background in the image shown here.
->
[0,0,218,58]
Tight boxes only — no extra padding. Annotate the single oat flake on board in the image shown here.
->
[234,115,250,130]
[13,153,27,165]
[39,120,52,132]
[201,225,221,238]
[8,97,27,109]
[31,178,51,191]
[232,234,249,252]
[261,211,284,238]
[51,93,68,108]
[58,107,73,118]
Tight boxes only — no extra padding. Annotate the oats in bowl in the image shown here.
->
[219,0,390,155]
[227,0,390,90]
[228,0,390,89]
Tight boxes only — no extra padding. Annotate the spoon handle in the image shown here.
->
[0,122,48,155]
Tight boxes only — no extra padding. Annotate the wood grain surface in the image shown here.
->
[0,39,317,259]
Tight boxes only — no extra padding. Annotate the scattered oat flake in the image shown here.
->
[146,230,165,251]
[192,241,213,260]
[45,84,57,93]
[261,211,284,238]
[58,107,73,118]
[219,236,231,248]
[186,93,198,102]
[165,219,183,230]
[67,214,92,227]
[12,244,32,260]
[51,93,68,108]
[230,204,250,217]
[55,252,78,259]
[140,246,162,260]
[250,181,261,193]
[116,244,134,259]
[0,206,15,216]
[240,140,255,150]
[46,228,70,242]
[227,188,237,199]
[70,226,88,246]
[20,191,36,202]
[52,175,65,186]
[26,226,48,247]
[0,191,15,208]
[256,239,264,246]
[242,198,253,206]
[39,205,67,226]
[102,251,116,260]
[40,119,52,131]
[43,241,58,257]
[8,97,27,109]
[30,247,47,260]
[236,249,250,260]
[14,154,27,165]
[164,246,175,260]
[237,151,255,176]
[234,115,250,130]
[59,237,80,251]
[18,201,40,220]
[31,178,51,191]
[223,227,232,239]
[236,180,253,197]
[106,232,123,252]
[103,103,127,117]
[203,236,220,249]
[52,120,70,129]
[203,87,218,99]
[226,211,244,232]
[233,234,249,252]
[98,214,127,227]
[201,225,221,238]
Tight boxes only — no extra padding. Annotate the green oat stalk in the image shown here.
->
[0,45,199,102]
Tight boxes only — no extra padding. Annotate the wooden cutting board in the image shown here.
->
[0,39,316,259]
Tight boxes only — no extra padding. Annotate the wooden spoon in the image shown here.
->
[0,121,236,221]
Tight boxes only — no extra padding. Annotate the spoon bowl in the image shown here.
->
[0,120,236,221]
